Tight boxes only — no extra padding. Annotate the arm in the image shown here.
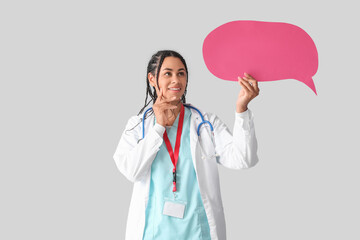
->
[212,109,259,169]
[113,116,165,182]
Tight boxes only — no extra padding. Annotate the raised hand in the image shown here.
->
[237,72,260,113]
[152,87,179,127]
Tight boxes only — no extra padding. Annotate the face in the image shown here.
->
[148,56,187,101]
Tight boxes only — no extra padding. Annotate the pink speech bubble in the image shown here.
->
[202,20,318,95]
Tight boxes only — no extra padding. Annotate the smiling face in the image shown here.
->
[148,56,187,101]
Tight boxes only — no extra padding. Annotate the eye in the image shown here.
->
[165,72,171,76]
[178,72,185,76]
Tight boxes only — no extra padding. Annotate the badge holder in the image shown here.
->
[163,197,187,219]
[162,171,186,219]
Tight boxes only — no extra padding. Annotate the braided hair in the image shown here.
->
[137,50,189,116]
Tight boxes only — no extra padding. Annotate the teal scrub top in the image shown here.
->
[142,107,211,240]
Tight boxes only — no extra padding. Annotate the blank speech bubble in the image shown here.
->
[202,20,318,95]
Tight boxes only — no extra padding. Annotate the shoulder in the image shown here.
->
[127,108,154,124]
[127,115,141,126]
[123,114,143,136]
[127,108,156,128]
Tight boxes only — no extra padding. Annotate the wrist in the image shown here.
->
[236,105,248,113]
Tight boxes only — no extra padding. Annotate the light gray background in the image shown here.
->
[1,0,359,239]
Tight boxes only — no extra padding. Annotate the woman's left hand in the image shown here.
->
[236,72,260,113]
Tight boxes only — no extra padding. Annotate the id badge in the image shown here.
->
[162,198,186,219]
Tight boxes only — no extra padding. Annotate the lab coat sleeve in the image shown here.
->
[212,108,259,169]
[113,116,165,182]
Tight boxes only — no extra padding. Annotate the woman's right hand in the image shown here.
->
[152,88,178,127]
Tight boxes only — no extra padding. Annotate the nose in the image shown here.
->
[171,75,181,84]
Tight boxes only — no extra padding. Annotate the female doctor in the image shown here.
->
[113,50,260,240]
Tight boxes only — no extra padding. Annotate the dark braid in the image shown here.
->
[137,50,189,116]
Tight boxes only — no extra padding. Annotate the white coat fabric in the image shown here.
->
[113,103,259,240]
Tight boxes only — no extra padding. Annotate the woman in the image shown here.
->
[113,50,260,240]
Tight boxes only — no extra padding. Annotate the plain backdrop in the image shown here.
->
[1,0,359,239]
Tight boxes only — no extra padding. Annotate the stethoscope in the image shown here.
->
[141,103,214,140]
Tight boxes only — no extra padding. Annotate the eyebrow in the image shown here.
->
[162,68,186,72]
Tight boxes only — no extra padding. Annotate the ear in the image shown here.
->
[148,72,156,87]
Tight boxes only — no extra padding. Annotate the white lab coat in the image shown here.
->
[113,103,259,240]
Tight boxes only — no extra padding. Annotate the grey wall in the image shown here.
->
[1,0,359,239]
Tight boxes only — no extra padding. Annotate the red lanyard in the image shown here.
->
[163,104,185,192]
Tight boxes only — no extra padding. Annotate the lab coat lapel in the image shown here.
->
[145,112,155,135]
[189,105,203,174]
[143,112,155,202]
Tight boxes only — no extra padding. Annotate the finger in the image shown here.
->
[239,80,251,96]
[238,76,253,93]
[165,103,178,109]
[159,87,163,99]
[242,75,254,87]
[247,79,260,93]
[159,102,178,112]
[162,96,178,103]
[158,88,177,103]
[242,77,256,91]
[243,73,256,85]
[238,77,250,93]
[243,73,260,94]
[154,89,163,107]
[244,72,255,80]
[156,87,163,103]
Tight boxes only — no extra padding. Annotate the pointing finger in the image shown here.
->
[155,87,163,103]
[159,87,164,101]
